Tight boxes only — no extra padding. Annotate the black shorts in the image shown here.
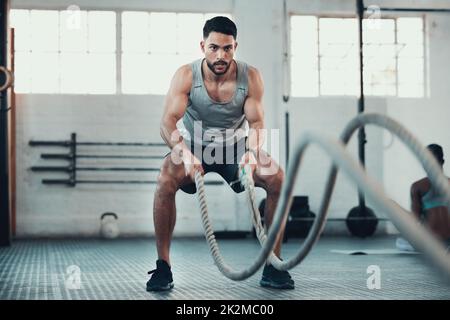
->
[167,139,248,194]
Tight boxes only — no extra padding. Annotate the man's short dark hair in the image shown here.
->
[203,16,237,39]
[427,143,444,165]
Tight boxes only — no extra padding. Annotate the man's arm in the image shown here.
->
[160,65,204,177]
[243,67,265,157]
[160,65,192,153]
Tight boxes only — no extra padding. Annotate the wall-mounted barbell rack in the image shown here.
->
[29,133,224,187]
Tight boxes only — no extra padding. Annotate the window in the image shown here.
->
[319,18,359,96]
[396,18,424,97]
[121,12,231,95]
[290,15,425,97]
[11,9,116,94]
[363,18,396,96]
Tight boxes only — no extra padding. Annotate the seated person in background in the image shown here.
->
[397,144,450,251]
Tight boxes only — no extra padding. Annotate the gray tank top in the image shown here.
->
[181,58,249,147]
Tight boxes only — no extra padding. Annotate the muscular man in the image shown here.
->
[397,144,450,251]
[146,16,293,291]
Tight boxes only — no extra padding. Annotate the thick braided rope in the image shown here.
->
[241,113,450,272]
[0,66,14,92]
[195,113,450,280]
[239,165,284,269]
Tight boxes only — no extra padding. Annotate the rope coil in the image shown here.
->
[0,66,14,92]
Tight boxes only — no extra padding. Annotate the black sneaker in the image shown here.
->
[146,259,174,291]
[259,264,295,289]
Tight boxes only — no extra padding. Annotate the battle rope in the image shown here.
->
[0,66,14,92]
[195,113,450,280]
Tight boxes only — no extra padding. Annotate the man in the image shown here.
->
[397,144,450,251]
[146,16,293,291]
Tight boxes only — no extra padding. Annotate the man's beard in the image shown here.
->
[206,59,231,75]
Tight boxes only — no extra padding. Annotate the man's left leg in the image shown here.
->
[253,150,294,289]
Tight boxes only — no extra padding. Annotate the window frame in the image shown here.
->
[289,13,427,98]
[11,8,232,95]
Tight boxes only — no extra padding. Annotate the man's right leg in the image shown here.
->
[148,155,194,291]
